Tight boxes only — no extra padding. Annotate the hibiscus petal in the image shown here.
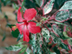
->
[24,8,37,21]
[17,7,24,22]
[28,22,41,34]
[28,22,36,26]
[16,23,24,34]
[23,26,30,42]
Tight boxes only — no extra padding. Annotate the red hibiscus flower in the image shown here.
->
[16,7,41,42]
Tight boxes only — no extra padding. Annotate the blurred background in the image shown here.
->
[0,0,19,54]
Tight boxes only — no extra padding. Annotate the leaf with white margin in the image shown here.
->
[42,28,50,42]
[5,42,24,51]
[60,1,72,10]
[43,0,55,15]
[55,10,69,22]
[26,47,31,54]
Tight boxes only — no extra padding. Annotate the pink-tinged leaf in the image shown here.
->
[68,44,72,51]
[17,7,24,22]
[24,8,37,21]
[63,26,72,38]
[28,22,41,34]
[35,0,44,7]
[52,24,60,37]
[43,0,55,15]
[23,26,30,42]
[61,40,68,45]
[63,26,66,32]
[16,23,24,34]
[48,36,53,44]
[17,0,21,5]
[51,44,57,49]
[67,31,72,37]
[55,10,70,22]
[59,1,72,11]
[44,10,58,23]
[49,10,59,20]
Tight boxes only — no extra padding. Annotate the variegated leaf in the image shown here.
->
[60,1,72,10]
[55,10,69,22]
[43,0,55,15]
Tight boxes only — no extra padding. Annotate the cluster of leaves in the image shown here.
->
[1,0,72,54]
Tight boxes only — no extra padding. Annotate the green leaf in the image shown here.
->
[52,24,68,39]
[22,7,26,12]
[69,10,72,19]
[6,23,15,28]
[29,34,37,53]
[5,42,24,51]
[35,0,44,7]
[53,46,60,54]
[13,3,19,10]
[24,52,27,54]
[29,34,36,47]
[11,29,19,38]
[36,22,41,26]
[23,0,36,8]
[60,43,69,50]
[67,38,72,46]
[43,0,55,15]
[19,45,27,54]
[54,0,67,9]
[4,14,8,22]
[1,0,11,6]
[60,1,72,10]
[63,32,69,38]
[52,24,61,36]
[0,2,1,11]
[1,0,3,3]
[26,47,31,54]
[42,17,48,21]
[29,34,42,54]
[2,32,6,41]
[42,28,50,42]
[22,0,25,7]
[22,0,26,12]
[54,22,65,25]
[35,34,43,53]
[55,10,69,22]
[17,34,23,42]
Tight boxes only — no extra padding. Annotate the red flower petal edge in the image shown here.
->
[17,7,24,22]
[24,8,37,21]
[16,23,24,34]
[28,22,41,34]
